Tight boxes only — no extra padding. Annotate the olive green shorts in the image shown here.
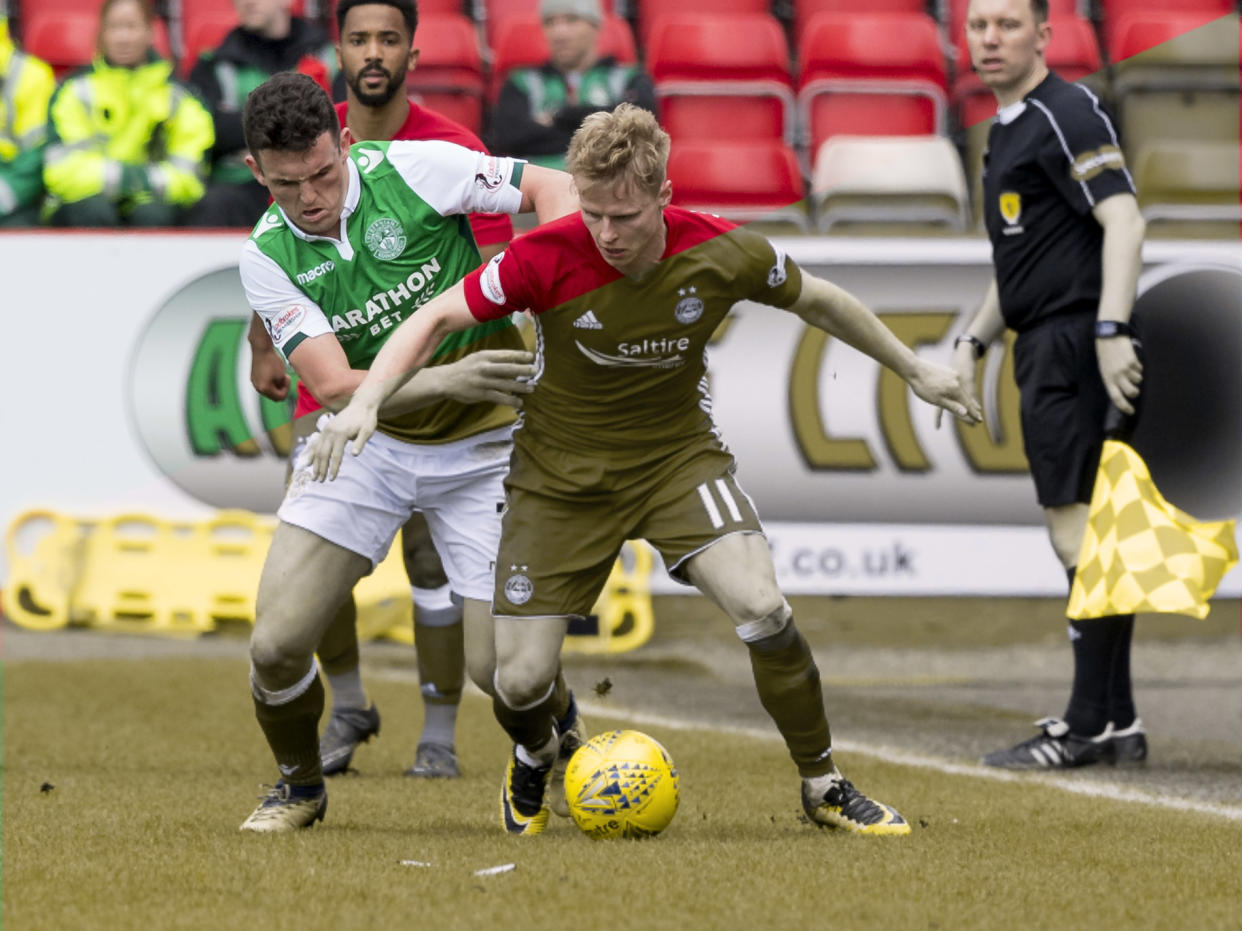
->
[492,448,763,618]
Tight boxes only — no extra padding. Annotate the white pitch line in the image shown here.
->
[578,700,1242,823]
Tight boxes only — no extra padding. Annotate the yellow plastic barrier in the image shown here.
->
[2,510,86,630]
[3,510,656,654]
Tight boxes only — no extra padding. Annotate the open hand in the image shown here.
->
[913,358,983,426]
[436,349,536,407]
[934,345,984,429]
[308,391,381,482]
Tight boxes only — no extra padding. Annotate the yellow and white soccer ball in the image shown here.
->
[564,729,680,839]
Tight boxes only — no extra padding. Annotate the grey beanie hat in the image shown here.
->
[539,0,602,25]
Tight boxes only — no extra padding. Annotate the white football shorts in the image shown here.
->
[279,418,512,600]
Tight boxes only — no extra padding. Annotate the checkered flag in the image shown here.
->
[1068,440,1238,620]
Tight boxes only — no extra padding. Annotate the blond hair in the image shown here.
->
[566,104,670,197]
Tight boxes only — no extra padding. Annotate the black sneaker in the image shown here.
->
[801,775,910,836]
[499,747,551,836]
[983,717,1114,769]
[319,704,381,776]
[1112,719,1148,765]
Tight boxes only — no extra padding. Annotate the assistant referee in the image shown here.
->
[952,0,1148,769]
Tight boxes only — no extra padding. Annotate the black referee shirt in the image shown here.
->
[982,71,1136,332]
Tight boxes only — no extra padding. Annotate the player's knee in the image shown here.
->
[494,658,557,709]
[466,654,497,697]
[734,599,792,645]
[249,629,312,688]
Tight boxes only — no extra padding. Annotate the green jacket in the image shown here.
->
[0,19,55,217]
[44,52,214,209]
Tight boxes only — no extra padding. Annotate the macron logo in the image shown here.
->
[573,310,603,330]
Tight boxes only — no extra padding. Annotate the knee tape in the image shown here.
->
[250,657,319,706]
[735,601,792,645]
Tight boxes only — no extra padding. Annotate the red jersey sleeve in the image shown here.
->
[464,246,534,321]
[467,212,515,249]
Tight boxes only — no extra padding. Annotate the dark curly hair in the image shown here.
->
[243,72,340,161]
[336,0,418,40]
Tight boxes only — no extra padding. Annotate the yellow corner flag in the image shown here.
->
[1069,440,1239,620]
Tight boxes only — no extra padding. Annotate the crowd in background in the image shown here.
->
[0,0,652,228]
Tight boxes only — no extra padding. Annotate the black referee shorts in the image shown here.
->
[1012,312,1141,508]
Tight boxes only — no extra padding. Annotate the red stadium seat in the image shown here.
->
[648,14,795,144]
[1097,0,1233,50]
[637,0,770,45]
[406,14,486,133]
[797,12,947,157]
[952,14,1102,131]
[667,138,809,229]
[179,8,239,74]
[22,7,173,78]
[488,14,635,99]
[793,0,928,50]
[1106,8,1238,65]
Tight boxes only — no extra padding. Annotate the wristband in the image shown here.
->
[953,334,987,360]
[1095,320,1134,339]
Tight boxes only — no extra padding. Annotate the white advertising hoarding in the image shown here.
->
[1,232,1238,598]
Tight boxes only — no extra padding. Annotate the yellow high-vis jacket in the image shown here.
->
[0,18,56,217]
[44,51,214,209]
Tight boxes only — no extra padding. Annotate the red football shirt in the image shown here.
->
[292,101,515,417]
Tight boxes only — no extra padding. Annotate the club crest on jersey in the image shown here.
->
[674,286,703,324]
[999,192,1022,226]
[503,566,533,606]
[365,217,406,260]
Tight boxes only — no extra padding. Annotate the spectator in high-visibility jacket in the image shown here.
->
[43,0,214,226]
[0,16,55,226]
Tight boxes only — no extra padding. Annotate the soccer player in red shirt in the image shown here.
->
[314,105,983,836]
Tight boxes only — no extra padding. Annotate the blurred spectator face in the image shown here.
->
[543,14,597,73]
[99,0,153,67]
[234,0,294,38]
[965,0,1049,99]
[338,3,415,107]
[250,129,352,237]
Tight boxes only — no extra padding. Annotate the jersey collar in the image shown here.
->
[996,100,1027,125]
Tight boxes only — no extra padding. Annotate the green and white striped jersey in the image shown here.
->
[240,139,528,444]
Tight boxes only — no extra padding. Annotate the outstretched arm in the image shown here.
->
[308,280,484,479]
[788,274,983,424]
[515,163,579,223]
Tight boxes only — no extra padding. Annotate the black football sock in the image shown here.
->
[745,619,835,778]
[251,661,326,787]
[1106,614,1137,730]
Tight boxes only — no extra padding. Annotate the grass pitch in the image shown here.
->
[4,654,1240,931]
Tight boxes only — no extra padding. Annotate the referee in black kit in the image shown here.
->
[950,0,1149,768]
